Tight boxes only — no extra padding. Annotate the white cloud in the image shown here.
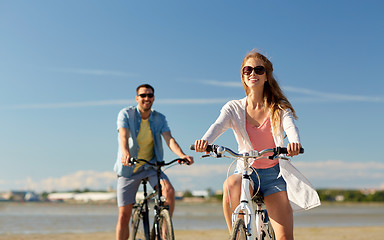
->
[53,68,139,78]
[3,160,384,192]
[17,170,117,192]
[3,98,231,110]
[198,80,242,88]
[156,98,231,105]
[199,80,383,103]
[283,86,383,103]
[6,100,136,109]
[2,82,382,110]
[293,160,384,189]
[164,163,231,176]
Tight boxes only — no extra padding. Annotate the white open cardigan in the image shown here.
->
[202,97,321,211]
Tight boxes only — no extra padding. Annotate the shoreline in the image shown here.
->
[1,226,384,240]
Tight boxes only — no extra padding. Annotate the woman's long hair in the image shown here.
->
[240,50,297,133]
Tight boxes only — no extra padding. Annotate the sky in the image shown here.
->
[1,0,383,193]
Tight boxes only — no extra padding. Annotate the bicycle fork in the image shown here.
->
[255,203,274,240]
[142,181,151,240]
[231,174,256,240]
[255,203,264,240]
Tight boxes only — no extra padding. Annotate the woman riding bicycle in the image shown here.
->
[194,50,320,240]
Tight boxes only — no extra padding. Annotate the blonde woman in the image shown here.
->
[194,50,320,240]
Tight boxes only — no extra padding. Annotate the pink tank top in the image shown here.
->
[246,117,278,169]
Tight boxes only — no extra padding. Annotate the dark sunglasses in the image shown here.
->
[242,66,266,75]
[137,93,154,98]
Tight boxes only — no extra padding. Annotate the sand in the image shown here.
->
[0,226,383,240]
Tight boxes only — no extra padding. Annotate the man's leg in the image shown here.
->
[116,204,133,240]
[116,174,143,240]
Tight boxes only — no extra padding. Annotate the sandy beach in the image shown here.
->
[0,226,383,240]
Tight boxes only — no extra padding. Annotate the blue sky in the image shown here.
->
[1,0,383,193]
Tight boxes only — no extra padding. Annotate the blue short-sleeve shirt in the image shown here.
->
[114,106,171,177]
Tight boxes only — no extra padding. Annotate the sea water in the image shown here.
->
[0,201,383,234]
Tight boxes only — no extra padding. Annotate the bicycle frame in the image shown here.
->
[153,162,169,239]
[135,173,168,240]
[231,157,256,239]
[130,158,187,240]
[138,179,152,240]
[191,144,302,240]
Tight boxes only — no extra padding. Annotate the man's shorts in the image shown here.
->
[117,168,170,207]
[249,164,287,197]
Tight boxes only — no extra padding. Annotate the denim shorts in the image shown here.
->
[117,168,169,207]
[250,164,287,197]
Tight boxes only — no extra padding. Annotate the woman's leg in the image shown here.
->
[223,174,252,232]
[264,191,293,240]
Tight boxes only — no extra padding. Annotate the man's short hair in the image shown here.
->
[136,84,155,94]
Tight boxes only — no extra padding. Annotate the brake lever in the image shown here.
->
[200,152,222,159]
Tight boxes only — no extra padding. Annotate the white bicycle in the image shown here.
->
[191,144,303,240]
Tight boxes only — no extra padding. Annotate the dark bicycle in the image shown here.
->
[129,158,189,240]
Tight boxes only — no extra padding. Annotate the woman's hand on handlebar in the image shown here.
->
[287,142,302,157]
[194,140,210,154]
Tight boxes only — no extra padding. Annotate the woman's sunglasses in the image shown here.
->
[242,66,266,75]
[138,93,154,98]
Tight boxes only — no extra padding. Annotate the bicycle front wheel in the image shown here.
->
[262,210,276,240]
[150,209,174,240]
[229,218,247,240]
[130,207,150,240]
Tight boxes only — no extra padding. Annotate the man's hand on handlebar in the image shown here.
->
[121,154,132,166]
[178,155,194,165]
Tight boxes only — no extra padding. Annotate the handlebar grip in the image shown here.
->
[206,145,213,152]
[277,147,304,154]
[190,144,214,152]
[176,158,190,165]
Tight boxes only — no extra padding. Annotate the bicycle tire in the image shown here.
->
[229,218,247,240]
[265,220,276,240]
[130,207,150,240]
[261,210,276,240]
[150,209,174,240]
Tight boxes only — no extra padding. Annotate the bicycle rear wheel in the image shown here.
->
[229,218,247,240]
[150,209,174,240]
[130,207,150,240]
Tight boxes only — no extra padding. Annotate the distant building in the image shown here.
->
[47,192,116,203]
[73,192,117,203]
[191,190,211,198]
[24,191,40,201]
[2,191,26,201]
[47,192,76,202]
[335,195,345,202]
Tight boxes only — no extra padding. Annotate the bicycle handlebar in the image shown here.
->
[129,158,190,166]
[190,144,303,159]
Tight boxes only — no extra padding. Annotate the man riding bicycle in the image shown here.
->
[114,84,194,240]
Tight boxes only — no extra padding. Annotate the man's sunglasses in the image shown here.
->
[242,66,266,75]
[137,93,154,98]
